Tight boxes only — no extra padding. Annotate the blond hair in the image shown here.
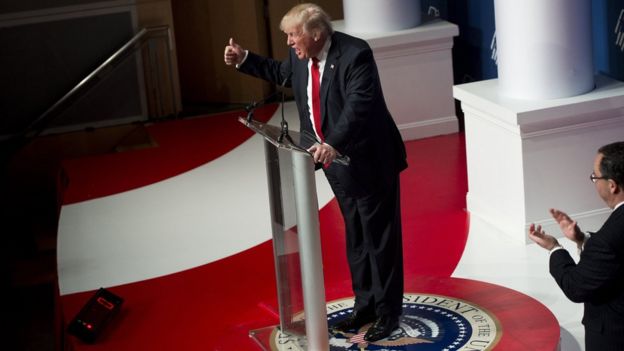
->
[280,3,333,37]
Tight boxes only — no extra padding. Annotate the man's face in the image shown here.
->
[593,153,614,207]
[284,25,320,60]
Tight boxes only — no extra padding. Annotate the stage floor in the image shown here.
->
[56,103,580,350]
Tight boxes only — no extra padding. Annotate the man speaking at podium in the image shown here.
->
[224,2,407,342]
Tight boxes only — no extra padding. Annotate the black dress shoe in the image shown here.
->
[332,310,376,332]
[364,315,399,342]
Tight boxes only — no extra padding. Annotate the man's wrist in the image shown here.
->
[574,229,586,244]
[549,243,563,254]
[235,50,249,69]
[576,231,592,254]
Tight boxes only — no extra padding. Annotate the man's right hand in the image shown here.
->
[549,208,584,245]
[224,38,244,66]
[528,223,560,251]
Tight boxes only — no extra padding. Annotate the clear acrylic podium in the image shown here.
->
[239,117,329,350]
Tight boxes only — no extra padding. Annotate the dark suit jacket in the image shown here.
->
[550,205,624,342]
[239,31,407,197]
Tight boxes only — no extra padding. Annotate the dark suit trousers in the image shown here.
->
[326,173,404,318]
[586,328,624,351]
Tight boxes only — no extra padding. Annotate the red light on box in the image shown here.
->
[97,297,115,310]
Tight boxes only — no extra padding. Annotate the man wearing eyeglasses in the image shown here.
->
[529,141,624,351]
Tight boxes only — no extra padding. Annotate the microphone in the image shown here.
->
[246,72,292,123]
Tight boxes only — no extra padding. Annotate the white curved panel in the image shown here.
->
[57,102,335,295]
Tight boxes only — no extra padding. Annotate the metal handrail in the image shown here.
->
[23,25,172,139]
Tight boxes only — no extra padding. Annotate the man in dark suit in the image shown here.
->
[529,141,624,351]
[225,3,407,342]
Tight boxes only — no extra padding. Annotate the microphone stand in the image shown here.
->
[245,72,293,143]
[245,72,292,124]
[245,101,257,123]
[245,89,281,123]
[277,89,293,144]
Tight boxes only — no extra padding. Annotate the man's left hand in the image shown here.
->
[308,143,337,166]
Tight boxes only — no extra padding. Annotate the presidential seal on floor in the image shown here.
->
[268,293,501,350]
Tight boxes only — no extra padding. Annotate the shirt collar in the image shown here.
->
[313,36,332,63]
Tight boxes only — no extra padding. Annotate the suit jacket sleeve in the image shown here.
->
[550,235,622,303]
[237,51,292,89]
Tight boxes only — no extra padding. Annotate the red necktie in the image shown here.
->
[311,57,325,142]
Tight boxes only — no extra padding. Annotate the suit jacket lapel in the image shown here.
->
[297,59,308,99]
[321,36,341,124]
[293,53,312,132]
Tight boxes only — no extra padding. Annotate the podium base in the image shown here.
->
[249,326,275,351]
[249,323,308,350]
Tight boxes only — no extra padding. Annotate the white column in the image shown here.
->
[454,75,624,244]
[343,0,421,33]
[494,0,594,100]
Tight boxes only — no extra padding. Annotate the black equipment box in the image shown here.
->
[67,288,123,343]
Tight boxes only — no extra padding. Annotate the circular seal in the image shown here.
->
[270,293,501,350]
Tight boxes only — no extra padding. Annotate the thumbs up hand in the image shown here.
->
[224,38,245,66]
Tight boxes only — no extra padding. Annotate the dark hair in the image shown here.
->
[598,141,624,188]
